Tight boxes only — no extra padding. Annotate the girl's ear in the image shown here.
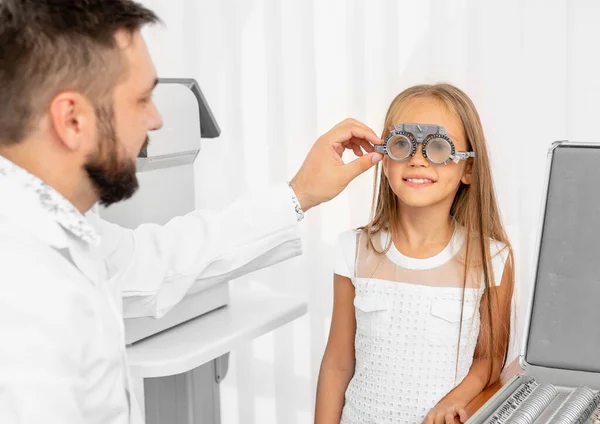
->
[382,156,389,176]
[461,158,473,185]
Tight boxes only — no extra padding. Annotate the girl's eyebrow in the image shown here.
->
[447,131,461,141]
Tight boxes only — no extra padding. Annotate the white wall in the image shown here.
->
[139,0,600,422]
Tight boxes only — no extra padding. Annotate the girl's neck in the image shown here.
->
[390,205,454,257]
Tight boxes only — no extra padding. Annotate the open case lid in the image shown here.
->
[158,78,220,139]
[520,141,600,388]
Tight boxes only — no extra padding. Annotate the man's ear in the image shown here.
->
[461,158,473,185]
[48,92,95,151]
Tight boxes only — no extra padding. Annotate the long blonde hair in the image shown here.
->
[364,83,514,386]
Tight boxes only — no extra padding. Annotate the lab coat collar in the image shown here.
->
[0,155,101,248]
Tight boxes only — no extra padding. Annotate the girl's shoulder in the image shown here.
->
[332,228,362,279]
[336,228,362,246]
[455,226,511,287]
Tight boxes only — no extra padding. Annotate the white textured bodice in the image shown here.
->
[334,227,508,424]
[340,280,482,423]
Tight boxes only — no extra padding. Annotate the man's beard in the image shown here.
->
[84,104,146,207]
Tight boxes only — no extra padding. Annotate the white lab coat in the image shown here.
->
[0,155,302,424]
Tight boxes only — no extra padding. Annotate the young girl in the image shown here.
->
[315,84,514,424]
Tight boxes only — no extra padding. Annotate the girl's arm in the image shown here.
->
[423,257,514,424]
[314,273,357,424]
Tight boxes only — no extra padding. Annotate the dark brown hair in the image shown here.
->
[0,0,160,145]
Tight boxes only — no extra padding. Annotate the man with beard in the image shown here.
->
[0,0,383,423]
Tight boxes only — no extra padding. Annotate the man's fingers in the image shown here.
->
[343,152,382,180]
[290,118,383,210]
[458,409,468,422]
[359,139,375,153]
[334,118,369,132]
[347,125,382,146]
[332,136,377,157]
[351,144,363,157]
[331,124,382,147]
[343,138,376,153]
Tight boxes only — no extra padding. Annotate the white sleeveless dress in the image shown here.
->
[333,227,508,424]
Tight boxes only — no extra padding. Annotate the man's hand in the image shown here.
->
[289,118,383,212]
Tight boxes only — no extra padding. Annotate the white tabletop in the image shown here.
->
[126,285,308,378]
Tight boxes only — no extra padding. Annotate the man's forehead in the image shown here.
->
[115,29,157,92]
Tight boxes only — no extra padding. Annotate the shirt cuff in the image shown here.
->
[286,182,305,222]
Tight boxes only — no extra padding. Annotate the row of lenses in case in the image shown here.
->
[483,380,600,424]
